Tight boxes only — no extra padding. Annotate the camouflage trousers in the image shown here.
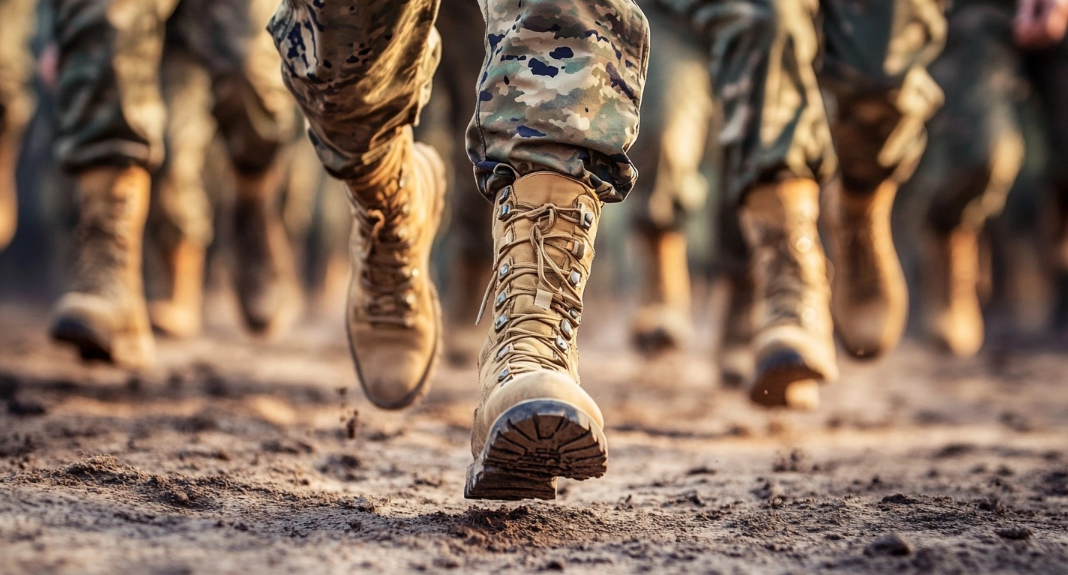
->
[660,0,946,202]
[52,0,296,175]
[915,0,1068,234]
[0,0,36,149]
[269,0,650,202]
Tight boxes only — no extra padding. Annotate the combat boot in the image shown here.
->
[148,240,205,338]
[466,173,608,500]
[717,270,755,388]
[925,229,983,357]
[344,130,445,410]
[632,227,694,354]
[232,166,301,336]
[741,179,837,411]
[50,166,155,367]
[827,180,908,359]
[0,132,17,251]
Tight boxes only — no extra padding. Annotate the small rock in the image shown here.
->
[865,534,912,557]
[995,527,1032,540]
[542,559,565,571]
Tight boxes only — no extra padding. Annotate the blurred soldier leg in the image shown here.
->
[172,0,299,336]
[271,0,649,500]
[914,0,1026,356]
[49,0,298,366]
[629,3,713,355]
[0,0,37,251]
[666,0,945,408]
[822,1,947,360]
[146,40,216,338]
[715,206,755,388]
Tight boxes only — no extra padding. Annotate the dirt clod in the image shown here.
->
[865,534,912,557]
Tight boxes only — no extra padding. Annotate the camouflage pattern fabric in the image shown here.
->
[52,0,295,174]
[659,0,947,201]
[270,0,650,202]
[916,0,1068,234]
[0,0,36,147]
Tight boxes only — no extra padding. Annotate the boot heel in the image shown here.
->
[465,399,608,501]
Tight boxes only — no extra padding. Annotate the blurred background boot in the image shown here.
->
[344,133,445,410]
[925,228,984,357]
[232,166,301,336]
[148,239,205,338]
[632,227,694,355]
[741,179,837,411]
[0,133,18,251]
[717,270,755,388]
[828,180,908,360]
[50,166,156,368]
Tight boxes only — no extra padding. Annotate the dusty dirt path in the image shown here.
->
[1,302,1067,574]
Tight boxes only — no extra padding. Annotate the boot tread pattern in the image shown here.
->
[465,399,607,501]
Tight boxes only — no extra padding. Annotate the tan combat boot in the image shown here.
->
[0,131,18,251]
[344,130,445,410]
[925,229,984,357]
[232,166,301,336]
[827,180,908,359]
[632,227,694,354]
[717,270,755,388]
[148,240,205,338]
[50,166,156,367]
[741,179,837,411]
[466,173,608,500]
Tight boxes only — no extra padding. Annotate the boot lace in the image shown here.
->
[352,187,418,327]
[477,202,590,379]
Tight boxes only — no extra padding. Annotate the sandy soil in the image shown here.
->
[1,300,1067,574]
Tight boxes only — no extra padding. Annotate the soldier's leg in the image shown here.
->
[1029,34,1068,283]
[270,0,447,410]
[820,0,947,359]
[174,0,301,336]
[49,0,181,367]
[146,39,217,339]
[629,4,713,355]
[917,1,1023,356]
[465,0,649,500]
[0,0,36,251]
[667,0,835,409]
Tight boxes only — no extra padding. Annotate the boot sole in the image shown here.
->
[465,399,608,501]
[50,316,113,362]
[750,349,824,409]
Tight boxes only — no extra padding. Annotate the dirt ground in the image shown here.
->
[1,298,1067,575]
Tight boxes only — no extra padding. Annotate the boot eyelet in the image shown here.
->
[494,314,508,331]
[568,271,582,287]
[560,319,574,339]
[498,204,511,220]
[582,211,594,229]
[496,344,512,360]
[499,263,510,278]
[568,308,581,321]
[556,336,569,352]
[497,367,511,383]
[495,290,508,308]
[401,292,416,308]
[497,187,511,204]
[795,236,813,253]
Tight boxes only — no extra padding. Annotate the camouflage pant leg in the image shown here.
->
[628,2,713,232]
[170,0,296,174]
[468,0,650,202]
[659,0,944,201]
[53,0,293,173]
[822,0,947,195]
[0,0,36,145]
[268,0,442,180]
[917,1,1024,233]
[152,40,216,250]
[53,0,178,171]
